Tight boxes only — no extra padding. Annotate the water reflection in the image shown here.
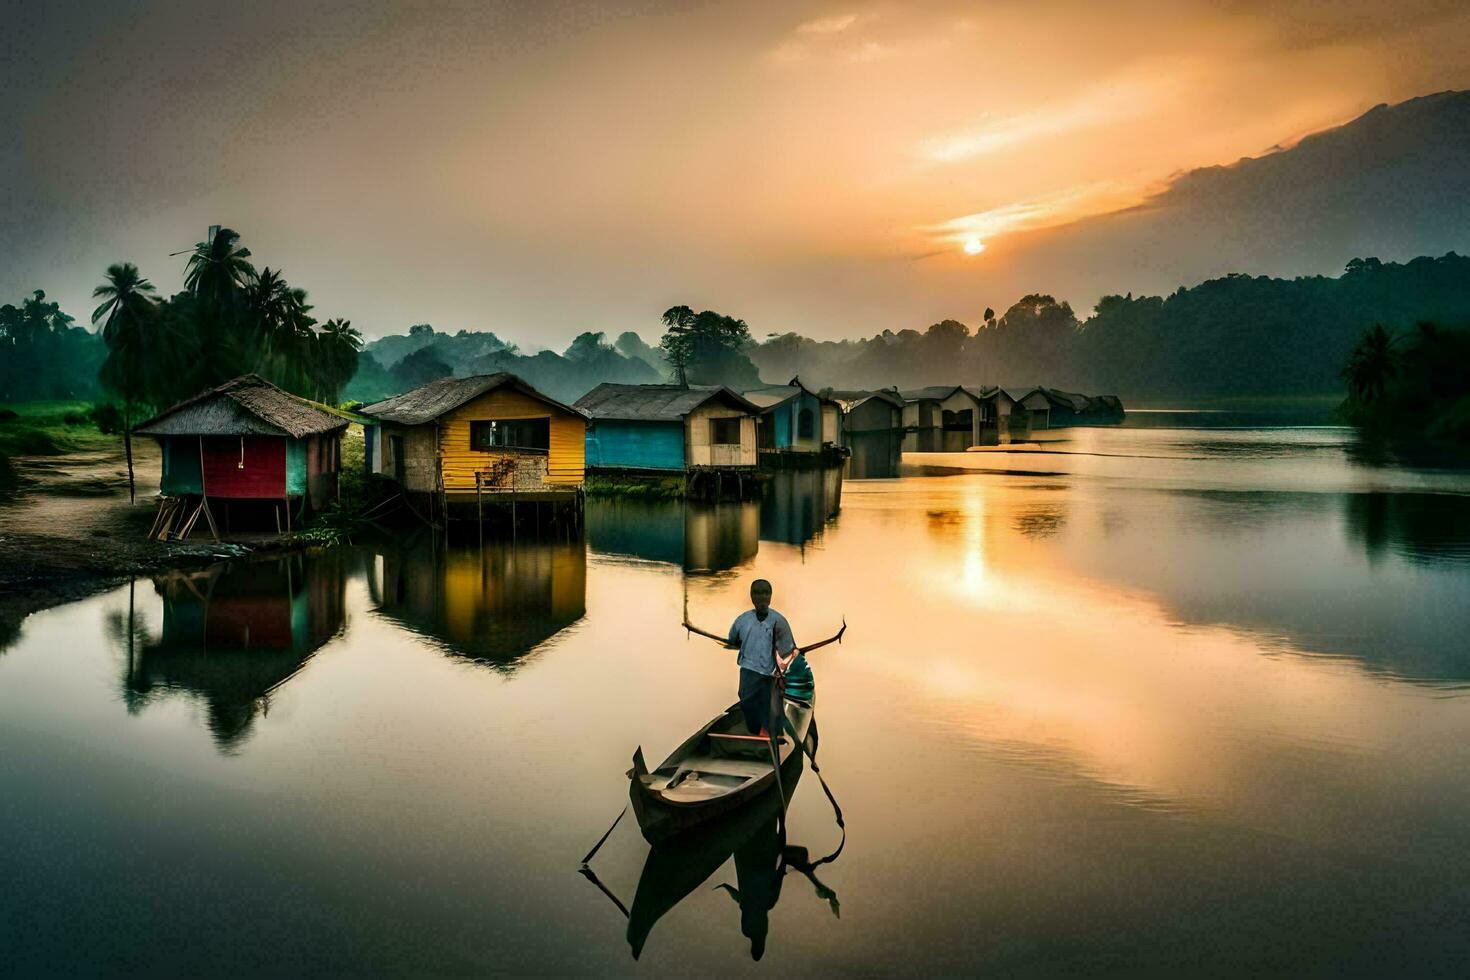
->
[367,535,586,670]
[760,469,842,546]
[846,431,902,479]
[1344,491,1470,566]
[586,760,844,962]
[586,498,758,572]
[585,468,846,570]
[118,553,347,750]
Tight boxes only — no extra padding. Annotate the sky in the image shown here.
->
[3,0,1469,347]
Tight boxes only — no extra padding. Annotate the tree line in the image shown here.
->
[88,226,363,497]
[745,254,1470,398]
[8,248,1470,427]
[1341,321,1470,444]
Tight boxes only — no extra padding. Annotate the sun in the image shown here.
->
[963,237,985,255]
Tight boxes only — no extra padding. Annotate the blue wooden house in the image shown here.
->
[574,384,761,471]
[741,377,844,456]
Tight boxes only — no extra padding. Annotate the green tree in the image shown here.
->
[657,305,758,387]
[1342,323,1397,404]
[92,263,159,501]
[319,318,363,403]
[183,225,256,317]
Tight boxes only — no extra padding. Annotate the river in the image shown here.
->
[3,424,1470,974]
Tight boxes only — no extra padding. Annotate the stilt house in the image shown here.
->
[899,385,986,452]
[361,373,586,502]
[134,374,349,534]
[575,383,761,472]
[741,377,845,456]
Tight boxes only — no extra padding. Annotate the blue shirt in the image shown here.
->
[728,608,797,677]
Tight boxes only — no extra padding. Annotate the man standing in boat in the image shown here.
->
[686,579,815,736]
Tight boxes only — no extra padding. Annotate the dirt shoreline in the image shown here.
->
[0,442,311,645]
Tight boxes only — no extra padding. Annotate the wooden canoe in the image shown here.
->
[629,694,816,845]
[626,764,799,958]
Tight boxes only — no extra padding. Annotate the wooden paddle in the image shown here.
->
[682,618,848,655]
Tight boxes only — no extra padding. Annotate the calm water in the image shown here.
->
[4,427,1470,975]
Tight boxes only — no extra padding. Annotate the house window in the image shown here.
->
[470,418,550,453]
[797,407,815,439]
[710,417,741,445]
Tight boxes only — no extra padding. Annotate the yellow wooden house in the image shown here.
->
[361,373,586,503]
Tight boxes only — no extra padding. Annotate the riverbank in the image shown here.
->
[0,436,319,646]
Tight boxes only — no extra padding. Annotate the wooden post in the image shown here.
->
[284,496,291,533]
[476,472,484,549]
[511,485,517,544]
[197,437,219,542]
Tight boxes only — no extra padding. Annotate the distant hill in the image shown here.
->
[328,92,1470,404]
[346,326,660,405]
[1014,90,1470,305]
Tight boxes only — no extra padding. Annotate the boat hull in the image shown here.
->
[629,697,815,845]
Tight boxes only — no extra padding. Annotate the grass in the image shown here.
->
[0,401,117,459]
[585,474,688,499]
[298,428,376,544]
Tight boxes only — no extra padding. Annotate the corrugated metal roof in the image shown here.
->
[360,373,582,425]
[574,383,758,421]
[134,374,351,438]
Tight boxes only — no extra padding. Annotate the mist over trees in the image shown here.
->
[0,289,104,402]
[9,250,1470,414]
[344,325,660,405]
[749,254,1470,399]
[656,306,761,388]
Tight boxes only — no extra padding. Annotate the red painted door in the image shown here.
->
[200,436,287,498]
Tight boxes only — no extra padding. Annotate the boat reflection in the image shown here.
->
[367,535,586,670]
[120,552,347,750]
[585,755,844,962]
[586,498,758,572]
[759,469,843,546]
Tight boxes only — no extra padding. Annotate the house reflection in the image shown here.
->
[123,552,347,751]
[759,468,843,546]
[585,498,758,572]
[368,537,586,669]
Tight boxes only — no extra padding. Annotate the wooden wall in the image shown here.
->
[685,402,757,468]
[438,387,585,489]
[821,404,841,446]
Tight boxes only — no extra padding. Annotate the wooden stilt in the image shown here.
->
[284,496,291,534]
[200,496,220,542]
[196,437,220,541]
[476,473,484,549]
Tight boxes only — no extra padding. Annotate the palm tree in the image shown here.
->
[246,266,292,369]
[92,263,159,502]
[319,318,363,402]
[1343,323,1397,405]
[182,226,256,317]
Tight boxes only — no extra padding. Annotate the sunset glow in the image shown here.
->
[4,1,1469,342]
